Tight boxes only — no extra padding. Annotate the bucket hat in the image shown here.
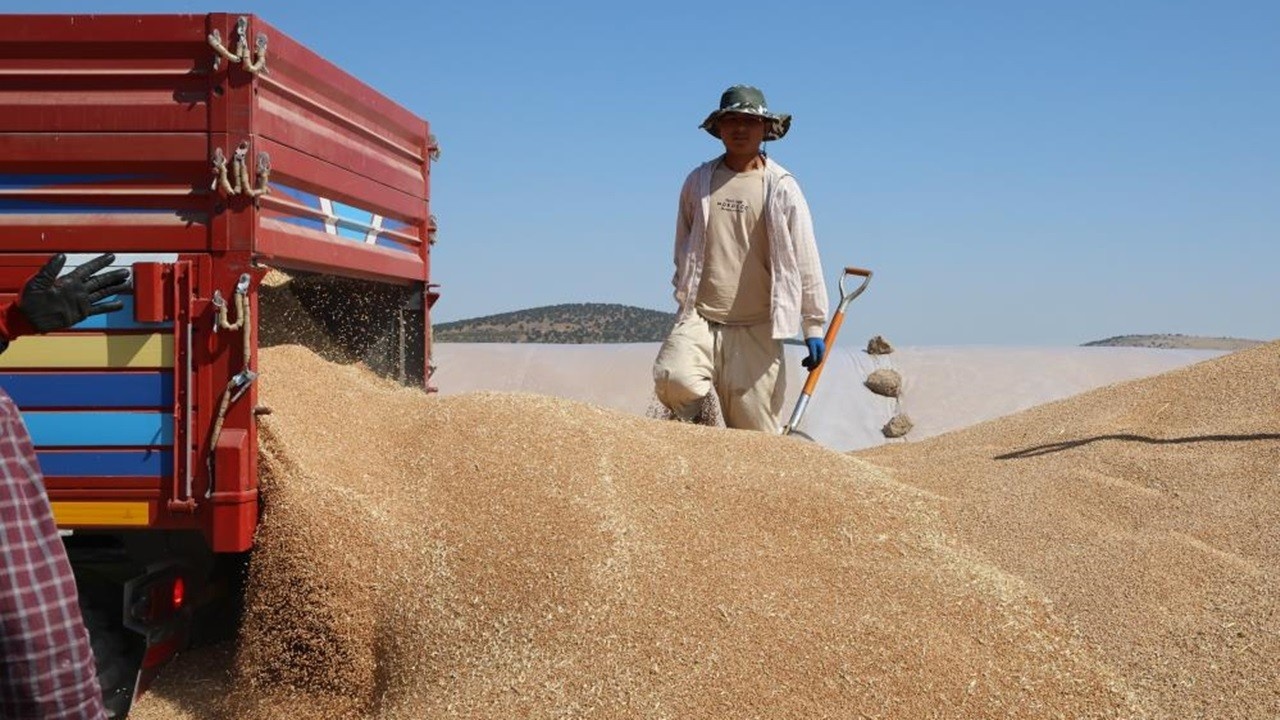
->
[700,84,791,141]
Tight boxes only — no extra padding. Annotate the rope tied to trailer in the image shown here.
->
[237,149,272,200]
[207,15,269,74]
[212,282,248,333]
[208,274,257,493]
[210,142,270,200]
[210,145,243,196]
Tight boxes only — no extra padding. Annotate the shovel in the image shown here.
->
[780,266,873,436]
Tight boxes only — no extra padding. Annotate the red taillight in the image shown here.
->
[134,575,186,625]
[171,576,185,610]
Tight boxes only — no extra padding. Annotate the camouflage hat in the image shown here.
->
[700,84,792,141]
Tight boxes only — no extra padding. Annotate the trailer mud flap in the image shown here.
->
[209,427,259,553]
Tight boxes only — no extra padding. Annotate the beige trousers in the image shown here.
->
[652,314,785,432]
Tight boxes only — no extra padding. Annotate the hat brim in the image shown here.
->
[700,108,791,141]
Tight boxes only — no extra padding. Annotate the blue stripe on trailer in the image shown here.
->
[0,198,174,214]
[0,173,148,188]
[0,372,173,408]
[37,450,172,478]
[71,297,168,330]
[24,411,172,447]
[374,236,416,254]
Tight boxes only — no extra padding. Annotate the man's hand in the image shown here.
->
[19,253,131,333]
[801,337,825,370]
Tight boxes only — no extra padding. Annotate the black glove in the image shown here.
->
[19,253,131,333]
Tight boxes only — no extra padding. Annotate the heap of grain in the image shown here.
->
[132,341,1280,719]
[859,341,1280,719]
[133,345,1132,719]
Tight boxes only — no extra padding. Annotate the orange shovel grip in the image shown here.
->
[800,311,846,395]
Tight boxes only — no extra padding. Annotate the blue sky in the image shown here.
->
[14,1,1280,344]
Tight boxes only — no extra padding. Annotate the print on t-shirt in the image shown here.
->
[697,164,771,325]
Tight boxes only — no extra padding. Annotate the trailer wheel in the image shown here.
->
[78,597,137,718]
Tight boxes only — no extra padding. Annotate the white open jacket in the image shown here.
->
[671,156,829,340]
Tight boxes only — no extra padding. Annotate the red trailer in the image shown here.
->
[0,13,438,715]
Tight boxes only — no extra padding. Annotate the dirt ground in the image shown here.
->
[130,342,1279,719]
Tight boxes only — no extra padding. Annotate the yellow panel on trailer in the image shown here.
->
[0,334,174,368]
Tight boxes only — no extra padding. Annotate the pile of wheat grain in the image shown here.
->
[859,341,1280,718]
[131,341,1279,719]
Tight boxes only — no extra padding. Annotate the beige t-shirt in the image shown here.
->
[695,161,771,325]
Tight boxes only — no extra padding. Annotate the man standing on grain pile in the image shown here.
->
[1,253,129,720]
[653,84,828,431]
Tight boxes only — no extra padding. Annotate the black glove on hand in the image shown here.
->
[19,253,132,333]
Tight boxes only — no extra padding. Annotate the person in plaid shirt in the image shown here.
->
[1,253,131,719]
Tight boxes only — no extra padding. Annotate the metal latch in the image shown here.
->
[229,369,258,404]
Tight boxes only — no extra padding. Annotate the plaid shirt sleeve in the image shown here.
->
[0,380,106,718]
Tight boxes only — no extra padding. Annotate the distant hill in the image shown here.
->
[1082,334,1266,351]
[434,303,676,343]
[437,312,1271,349]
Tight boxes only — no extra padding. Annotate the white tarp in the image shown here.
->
[433,342,1224,452]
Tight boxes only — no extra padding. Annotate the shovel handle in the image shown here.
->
[799,310,846,395]
[803,266,872,394]
[781,263,874,435]
[838,267,873,307]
